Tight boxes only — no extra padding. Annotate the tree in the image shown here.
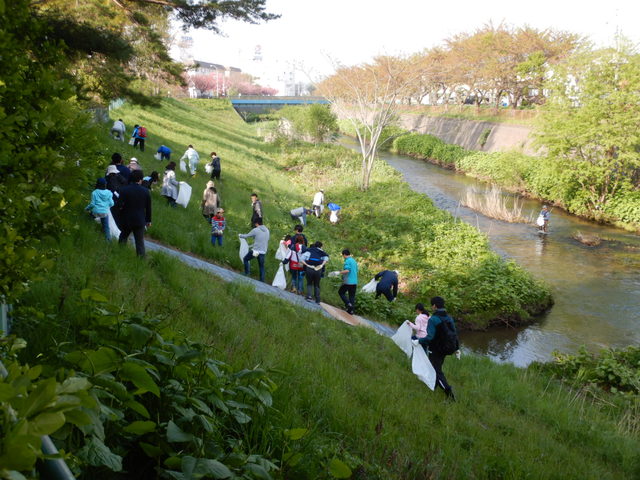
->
[31,0,279,103]
[318,56,418,190]
[535,41,640,216]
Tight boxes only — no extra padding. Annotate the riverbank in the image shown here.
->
[12,217,640,479]
[106,98,551,330]
[390,131,640,232]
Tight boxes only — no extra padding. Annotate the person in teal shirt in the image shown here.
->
[337,249,358,314]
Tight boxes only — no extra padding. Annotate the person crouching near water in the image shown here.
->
[406,303,429,340]
[211,208,225,247]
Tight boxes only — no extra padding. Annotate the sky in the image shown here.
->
[177,0,640,81]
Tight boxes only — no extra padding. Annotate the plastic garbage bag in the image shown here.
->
[128,138,135,146]
[536,215,545,227]
[107,210,121,240]
[176,182,192,208]
[179,160,187,173]
[329,210,339,224]
[275,241,288,260]
[154,152,161,161]
[361,278,378,293]
[205,163,213,174]
[391,322,414,358]
[271,264,287,290]
[412,342,436,391]
[239,238,249,262]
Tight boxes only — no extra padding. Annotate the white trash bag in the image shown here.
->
[329,210,339,224]
[239,238,249,262]
[179,160,187,173]
[175,182,192,208]
[107,210,121,240]
[271,264,287,290]
[536,215,545,227]
[154,152,161,161]
[205,163,213,174]
[411,341,436,390]
[128,138,135,146]
[275,241,288,260]
[361,278,378,293]
[391,322,414,358]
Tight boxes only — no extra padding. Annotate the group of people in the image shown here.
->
[86,152,153,257]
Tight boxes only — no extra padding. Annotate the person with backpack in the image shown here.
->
[415,296,458,400]
[284,234,305,294]
[132,125,147,152]
[300,241,329,304]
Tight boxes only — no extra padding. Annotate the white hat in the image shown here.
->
[106,165,119,175]
[130,157,138,163]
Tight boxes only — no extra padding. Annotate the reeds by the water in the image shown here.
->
[462,186,534,223]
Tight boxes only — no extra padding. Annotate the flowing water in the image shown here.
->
[344,139,640,366]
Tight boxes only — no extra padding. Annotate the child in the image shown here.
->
[85,177,115,240]
[211,208,226,246]
[284,235,305,294]
[142,171,159,190]
[406,303,430,339]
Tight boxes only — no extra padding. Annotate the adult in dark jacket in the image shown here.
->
[117,169,152,257]
[110,152,131,182]
[290,224,308,249]
[209,152,221,180]
[417,296,457,400]
[250,193,263,226]
[105,164,127,228]
[300,241,329,304]
[374,270,399,302]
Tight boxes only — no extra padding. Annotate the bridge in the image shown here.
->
[230,96,329,116]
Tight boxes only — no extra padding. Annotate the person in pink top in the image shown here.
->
[406,303,430,339]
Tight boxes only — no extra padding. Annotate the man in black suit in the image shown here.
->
[118,169,152,257]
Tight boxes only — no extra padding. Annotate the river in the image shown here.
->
[344,138,640,366]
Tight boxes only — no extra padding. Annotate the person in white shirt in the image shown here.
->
[312,189,324,217]
[110,119,126,141]
[181,145,200,177]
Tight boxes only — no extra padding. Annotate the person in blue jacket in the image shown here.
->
[157,145,171,161]
[85,177,114,240]
[416,296,457,401]
[374,270,399,302]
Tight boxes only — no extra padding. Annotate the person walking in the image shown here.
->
[157,145,172,161]
[211,208,226,247]
[250,193,263,226]
[131,125,147,152]
[110,153,131,182]
[300,241,329,304]
[312,189,324,218]
[117,169,152,257]
[181,145,200,177]
[416,296,457,400]
[110,118,126,141]
[284,235,305,294]
[161,161,179,207]
[239,219,270,282]
[289,206,312,226]
[290,224,308,248]
[201,181,220,221]
[85,177,114,240]
[209,152,221,180]
[374,270,399,302]
[406,303,429,340]
[337,249,358,314]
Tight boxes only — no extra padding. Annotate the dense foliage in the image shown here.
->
[277,105,339,144]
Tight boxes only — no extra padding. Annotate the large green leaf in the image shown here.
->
[123,420,156,435]
[78,437,123,472]
[19,378,57,418]
[182,456,232,479]
[328,458,352,479]
[120,362,160,397]
[166,420,194,443]
[27,411,65,436]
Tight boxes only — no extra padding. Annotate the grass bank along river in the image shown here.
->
[108,98,551,330]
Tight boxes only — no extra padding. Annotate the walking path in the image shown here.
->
[145,239,396,337]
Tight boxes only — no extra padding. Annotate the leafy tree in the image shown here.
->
[278,105,338,144]
[535,41,640,216]
[0,0,103,303]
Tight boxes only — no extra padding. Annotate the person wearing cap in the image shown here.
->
[312,189,325,218]
[538,205,550,233]
[128,157,142,172]
[374,269,399,302]
[210,208,226,246]
[85,177,115,240]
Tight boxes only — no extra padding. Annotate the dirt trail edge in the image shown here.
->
[146,240,396,337]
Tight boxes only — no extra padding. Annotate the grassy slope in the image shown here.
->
[19,219,639,479]
[109,98,551,328]
[16,98,636,478]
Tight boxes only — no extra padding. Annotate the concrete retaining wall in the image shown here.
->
[398,114,538,155]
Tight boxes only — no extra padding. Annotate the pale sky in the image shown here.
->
[178,0,640,80]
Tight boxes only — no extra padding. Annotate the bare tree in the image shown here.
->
[318,56,417,190]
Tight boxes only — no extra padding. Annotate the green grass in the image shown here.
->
[107,98,551,328]
[15,220,640,479]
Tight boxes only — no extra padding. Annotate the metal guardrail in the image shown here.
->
[1,304,76,480]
